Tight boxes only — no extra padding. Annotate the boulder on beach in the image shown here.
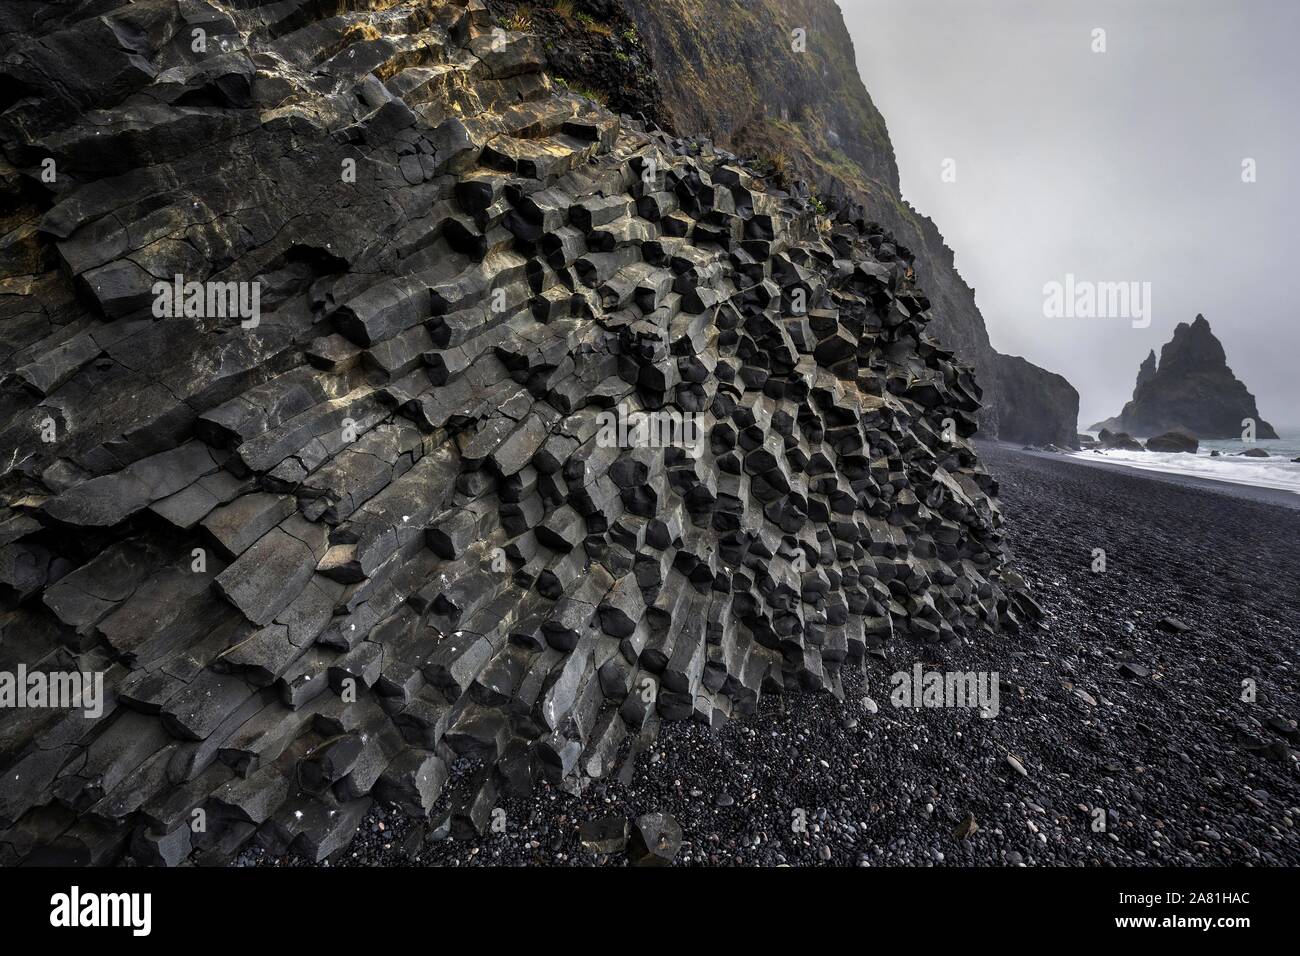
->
[1144,431,1198,454]
[628,812,683,867]
[1098,428,1144,451]
[1239,448,1270,458]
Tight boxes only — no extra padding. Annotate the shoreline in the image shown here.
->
[1001,442,1300,510]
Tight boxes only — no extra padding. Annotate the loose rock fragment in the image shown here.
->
[628,812,683,867]
[953,812,980,840]
[578,816,630,855]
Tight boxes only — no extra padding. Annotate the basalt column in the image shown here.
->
[0,0,1035,865]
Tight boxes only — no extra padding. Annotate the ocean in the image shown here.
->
[1073,434,1300,496]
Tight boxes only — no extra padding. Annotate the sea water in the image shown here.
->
[1073,434,1300,496]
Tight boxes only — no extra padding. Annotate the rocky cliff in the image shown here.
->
[1134,349,1158,392]
[1091,315,1278,440]
[498,0,1080,447]
[0,0,1036,864]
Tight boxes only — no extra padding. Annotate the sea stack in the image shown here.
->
[1091,315,1278,439]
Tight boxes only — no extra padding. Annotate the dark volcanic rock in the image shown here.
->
[1144,431,1198,454]
[578,815,629,855]
[628,811,682,866]
[0,0,1034,866]
[991,354,1080,449]
[1097,429,1144,452]
[531,0,1080,447]
[1134,348,1158,391]
[1093,315,1278,439]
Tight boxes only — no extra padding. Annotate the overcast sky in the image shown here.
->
[838,0,1299,432]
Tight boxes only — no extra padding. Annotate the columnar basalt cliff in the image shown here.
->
[490,0,1080,447]
[0,0,1035,865]
[1091,315,1279,440]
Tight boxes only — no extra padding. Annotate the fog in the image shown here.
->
[838,0,1300,433]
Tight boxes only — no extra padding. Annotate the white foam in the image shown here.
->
[1069,446,1300,495]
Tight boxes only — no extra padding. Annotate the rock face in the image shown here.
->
[593,0,1081,447]
[986,354,1080,450]
[0,0,1034,865]
[1134,349,1158,391]
[1092,316,1278,439]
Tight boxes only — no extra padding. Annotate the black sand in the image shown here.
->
[248,444,1300,866]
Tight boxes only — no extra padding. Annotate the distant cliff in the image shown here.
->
[1091,315,1279,439]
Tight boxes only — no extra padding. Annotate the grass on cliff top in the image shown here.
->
[552,76,609,106]
[501,6,532,31]
[546,0,613,35]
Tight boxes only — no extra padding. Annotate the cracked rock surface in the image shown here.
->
[1,0,1032,865]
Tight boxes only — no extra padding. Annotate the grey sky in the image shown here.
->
[838,0,1299,432]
